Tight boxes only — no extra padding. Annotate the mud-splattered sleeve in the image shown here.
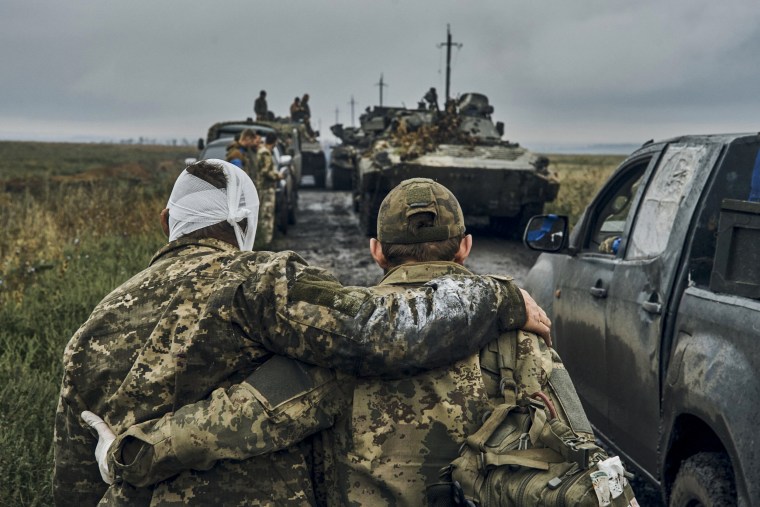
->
[109,360,350,488]
[252,257,527,377]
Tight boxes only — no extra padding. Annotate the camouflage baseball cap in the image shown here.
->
[377,178,466,244]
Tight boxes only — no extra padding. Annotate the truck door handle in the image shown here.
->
[642,301,662,315]
[589,287,607,298]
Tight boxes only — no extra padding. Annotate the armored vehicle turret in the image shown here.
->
[354,93,559,237]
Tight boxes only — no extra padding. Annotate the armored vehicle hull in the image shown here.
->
[300,139,327,188]
[355,93,559,237]
[329,144,356,191]
[357,145,558,236]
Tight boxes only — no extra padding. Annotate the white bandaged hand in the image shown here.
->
[81,410,116,484]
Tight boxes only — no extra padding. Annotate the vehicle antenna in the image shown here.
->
[437,24,463,102]
[335,106,340,125]
[375,74,388,107]
[348,95,356,127]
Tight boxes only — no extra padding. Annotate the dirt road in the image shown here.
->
[270,187,541,286]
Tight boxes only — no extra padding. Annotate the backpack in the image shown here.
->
[427,330,639,507]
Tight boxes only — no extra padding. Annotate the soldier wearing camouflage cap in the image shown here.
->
[79,177,555,506]
[53,164,550,506]
[318,178,558,505]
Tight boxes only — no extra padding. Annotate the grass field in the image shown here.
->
[0,141,192,505]
[0,142,623,504]
[542,153,626,226]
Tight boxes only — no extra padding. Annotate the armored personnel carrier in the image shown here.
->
[330,106,422,197]
[327,125,358,191]
[354,93,559,237]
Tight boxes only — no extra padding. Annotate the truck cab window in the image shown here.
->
[584,160,648,254]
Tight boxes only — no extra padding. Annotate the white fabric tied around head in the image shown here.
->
[167,159,259,251]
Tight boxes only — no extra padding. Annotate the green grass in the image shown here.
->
[0,141,190,505]
[0,234,163,505]
[0,141,194,180]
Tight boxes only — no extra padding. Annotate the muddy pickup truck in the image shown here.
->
[523,133,760,506]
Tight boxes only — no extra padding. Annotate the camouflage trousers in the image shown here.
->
[255,187,276,248]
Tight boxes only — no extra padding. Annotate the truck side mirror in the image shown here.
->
[523,214,568,252]
[496,121,505,137]
[197,138,205,151]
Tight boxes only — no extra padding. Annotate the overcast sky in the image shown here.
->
[2,0,759,149]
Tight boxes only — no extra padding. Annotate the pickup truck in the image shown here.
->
[523,133,760,506]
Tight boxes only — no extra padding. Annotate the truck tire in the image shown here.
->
[669,452,736,507]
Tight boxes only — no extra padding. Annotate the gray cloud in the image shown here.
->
[2,0,759,146]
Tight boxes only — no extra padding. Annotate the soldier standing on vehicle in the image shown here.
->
[80,178,561,506]
[300,93,317,138]
[254,132,282,248]
[424,86,439,111]
[54,161,551,506]
[300,93,311,121]
[290,96,302,121]
[254,90,268,121]
[225,128,259,182]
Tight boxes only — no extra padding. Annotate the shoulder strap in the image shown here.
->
[495,331,518,405]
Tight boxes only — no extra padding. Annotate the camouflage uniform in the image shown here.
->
[53,236,527,506]
[102,262,551,507]
[225,141,258,182]
[254,144,280,248]
[319,261,495,506]
[95,179,550,506]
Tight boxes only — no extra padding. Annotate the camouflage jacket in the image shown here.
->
[225,141,258,181]
[319,262,557,506]
[256,146,279,190]
[318,261,495,506]
[53,239,527,506]
[105,262,551,507]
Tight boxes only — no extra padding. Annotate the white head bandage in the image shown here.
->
[166,159,259,251]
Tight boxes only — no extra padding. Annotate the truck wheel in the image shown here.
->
[669,452,736,507]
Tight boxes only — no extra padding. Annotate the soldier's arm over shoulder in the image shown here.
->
[108,359,349,488]
[245,253,527,377]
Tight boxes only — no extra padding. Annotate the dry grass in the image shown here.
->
[0,141,194,505]
[542,153,627,226]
